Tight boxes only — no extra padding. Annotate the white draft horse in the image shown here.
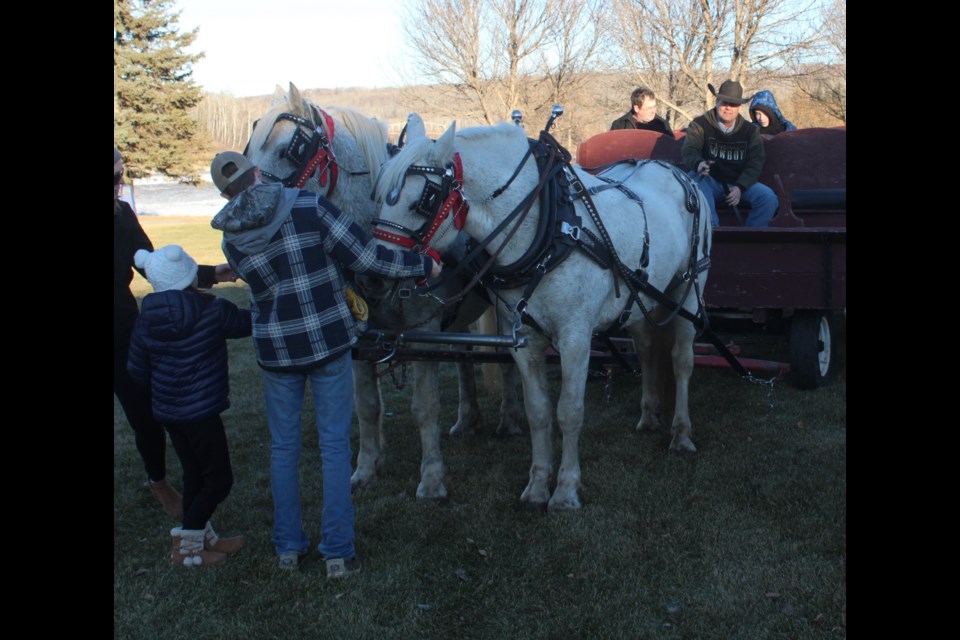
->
[373,114,712,510]
[243,84,520,500]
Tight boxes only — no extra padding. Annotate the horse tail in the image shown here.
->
[478,306,501,395]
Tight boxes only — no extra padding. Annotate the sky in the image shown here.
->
[175,0,412,97]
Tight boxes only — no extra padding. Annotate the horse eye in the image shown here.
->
[387,188,401,205]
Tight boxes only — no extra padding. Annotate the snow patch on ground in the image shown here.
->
[128,176,224,217]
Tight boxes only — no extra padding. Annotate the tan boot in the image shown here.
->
[170,528,227,567]
[204,521,245,556]
[149,478,183,520]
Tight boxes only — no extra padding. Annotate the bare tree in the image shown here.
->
[399,0,600,125]
[538,0,606,106]
[791,0,845,124]
[605,0,827,126]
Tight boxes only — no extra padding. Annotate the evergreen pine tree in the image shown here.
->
[114,0,205,179]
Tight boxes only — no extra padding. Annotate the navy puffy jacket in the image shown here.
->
[127,289,252,424]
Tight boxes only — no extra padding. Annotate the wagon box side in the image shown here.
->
[706,227,846,311]
[576,127,847,388]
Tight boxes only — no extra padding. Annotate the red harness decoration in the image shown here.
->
[294,108,339,197]
[421,153,467,248]
[451,154,468,230]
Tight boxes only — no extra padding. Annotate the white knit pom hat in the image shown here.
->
[134,245,199,293]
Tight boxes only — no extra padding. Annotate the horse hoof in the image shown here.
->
[547,495,582,511]
[668,436,697,453]
[350,474,376,494]
[636,416,661,432]
[416,484,449,502]
[448,423,471,437]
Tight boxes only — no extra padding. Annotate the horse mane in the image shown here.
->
[323,106,390,192]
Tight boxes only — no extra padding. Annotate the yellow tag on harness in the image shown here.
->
[344,287,369,322]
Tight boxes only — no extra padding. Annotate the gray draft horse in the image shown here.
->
[373,114,712,510]
[243,84,520,500]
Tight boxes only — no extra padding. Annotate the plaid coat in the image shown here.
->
[212,183,429,370]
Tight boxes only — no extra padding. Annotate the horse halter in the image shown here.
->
[244,105,339,196]
[371,153,467,273]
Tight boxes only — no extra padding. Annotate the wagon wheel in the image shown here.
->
[788,310,838,389]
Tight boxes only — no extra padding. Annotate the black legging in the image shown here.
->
[114,339,166,482]
[165,415,234,530]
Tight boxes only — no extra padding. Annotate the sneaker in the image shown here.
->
[325,556,362,579]
[278,550,308,571]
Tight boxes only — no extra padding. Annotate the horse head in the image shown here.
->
[243,83,389,219]
[371,115,465,259]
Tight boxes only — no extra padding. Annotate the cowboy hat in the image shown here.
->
[708,80,751,105]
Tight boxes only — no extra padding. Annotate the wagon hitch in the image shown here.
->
[357,328,528,364]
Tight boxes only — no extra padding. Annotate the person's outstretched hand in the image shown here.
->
[214,264,238,283]
[429,257,443,279]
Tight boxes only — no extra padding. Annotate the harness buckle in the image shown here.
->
[560,221,581,241]
[397,288,412,299]
[536,253,552,274]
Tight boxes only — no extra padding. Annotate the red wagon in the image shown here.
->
[577,127,846,388]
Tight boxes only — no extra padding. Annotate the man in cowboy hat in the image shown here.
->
[681,79,778,227]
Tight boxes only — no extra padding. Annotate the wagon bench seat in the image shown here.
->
[576,127,846,229]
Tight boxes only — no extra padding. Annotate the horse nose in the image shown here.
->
[356,274,389,300]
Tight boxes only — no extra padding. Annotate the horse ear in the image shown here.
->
[435,120,457,157]
[405,113,427,141]
[270,84,287,106]
[289,83,307,116]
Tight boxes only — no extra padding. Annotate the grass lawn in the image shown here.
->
[115,216,846,639]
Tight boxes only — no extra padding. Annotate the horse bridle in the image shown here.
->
[370,153,468,276]
[244,104,339,196]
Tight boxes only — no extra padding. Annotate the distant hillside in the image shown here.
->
[192,75,844,166]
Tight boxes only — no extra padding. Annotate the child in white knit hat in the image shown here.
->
[127,245,252,567]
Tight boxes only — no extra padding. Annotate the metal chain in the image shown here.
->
[389,362,408,390]
[742,371,782,410]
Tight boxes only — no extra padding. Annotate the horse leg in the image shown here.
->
[495,361,524,437]
[411,361,448,500]
[477,306,501,396]
[514,332,554,509]
[629,323,663,432]
[668,318,697,453]
[351,361,383,491]
[449,362,481,436]
[548,336,591,511]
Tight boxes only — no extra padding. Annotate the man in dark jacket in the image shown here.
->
[610,87,672,136]
[113,146,236,519]
[209,151,441,578]
[681,80,778,227]
[128,244,252,567]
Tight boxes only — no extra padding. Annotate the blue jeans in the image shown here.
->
[692,173,778,227]
[262,350,356,560]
